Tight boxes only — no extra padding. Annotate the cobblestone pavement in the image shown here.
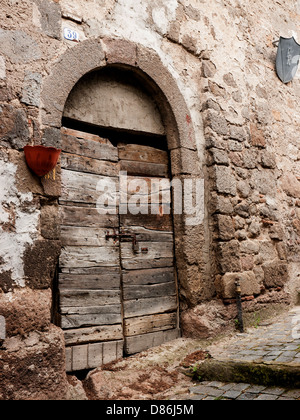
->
[208,306,300,365]
[186,381,300,400]
[169,307,300,401]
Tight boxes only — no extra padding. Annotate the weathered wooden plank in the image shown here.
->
[60,305,121,315]
[65,347,72,372]
[123,282,176,301]
[60,246,120,268]
[118,144,168,165]
[124,313,178,337]
[66,339,124,371]
[87,342,103,369]
[102,341,120,365]
[122,268,175,286]
[59,271,120,290]
[120,213,173,231]
[60,290,121,308]
[124,329,180,355]
[120,160,168,178]
[61,169,119,204]
[61,226,116,247]
[72,344,88,371]
[120,175,171,204]
[62,127,110,144]
[64,324,123,346]
[61,311,122,329]
[126,227,173,243]
[61,153,119,177]
[60,206,119,228]
[120,242,174,270]
[60,266,119,275]
[123,296,177,318]
[62,131,118,162]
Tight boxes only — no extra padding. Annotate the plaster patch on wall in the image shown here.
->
[0,160,40,287]
[151,0,178,35]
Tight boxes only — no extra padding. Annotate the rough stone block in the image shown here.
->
[0,326,68,400]
[21,71,42,107]
[0,105,30,150]
[102,37,137,66]
[42,127,62,149]
[216,215,235,241]
[216,271,261,299]
[217,240,241,273]
[0,55,6,80]
[0,29,41,64]
[23,240,61,289]
[181,301,230,339]
[250,123,266,148]
[0,288,51,337]
[40,205,60,240]
[205,110,228,136]
[207,148,229,166]
[280,174,300,199]
[251,170,277,196]
[34,0,61,40]
[214,166,237,196]
[263,262,289,289]
[170,148,201,175]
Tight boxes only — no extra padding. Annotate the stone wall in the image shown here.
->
[0,0,299,398]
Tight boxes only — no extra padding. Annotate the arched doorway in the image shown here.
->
[58,67,180,372]
[41,38,202,373]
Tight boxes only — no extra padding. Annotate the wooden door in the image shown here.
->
[58,128,179,372]
[117,143,179,355]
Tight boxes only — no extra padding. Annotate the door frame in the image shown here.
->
[41,37,205,337]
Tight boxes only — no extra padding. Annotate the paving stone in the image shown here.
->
[281,390,300,399]
[246,385,267,394]
[189,386,224,398]
[237,392,257,401]
[231,383,251,392]
[207,381,225,388]
[223,390,243,399]
[262,387,285,396]
[254,394,279,400]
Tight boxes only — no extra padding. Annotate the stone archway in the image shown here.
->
[41,38,205,366]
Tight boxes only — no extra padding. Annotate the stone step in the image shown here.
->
[195,359,300,389]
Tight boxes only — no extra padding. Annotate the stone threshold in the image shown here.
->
[195,358,300,389]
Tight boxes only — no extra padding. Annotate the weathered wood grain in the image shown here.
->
[120,241,174,269]
[60,245,120,268]
[59,270,120,290]
[61,226,116,247]
[66,340,124,372]
[61,153,119,177]
[61,169,119,205]
[122,268,175,286]
[61,305,121,315]
[125,227,173,242]
[61,311,122,329]
[123,295,177,318]
[120,175,171,204]
[118,143,168,165]
[124,313,177,337]
[62,131,118,162]
[124,329,180,355]
[120,160,168,177]
[120,213,173,231]
[60,206,119,228]
[60,289,121,308]
[123,282,176,301]
[64,325,123,345]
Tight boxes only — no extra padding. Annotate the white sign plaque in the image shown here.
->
[64,28,79,42]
